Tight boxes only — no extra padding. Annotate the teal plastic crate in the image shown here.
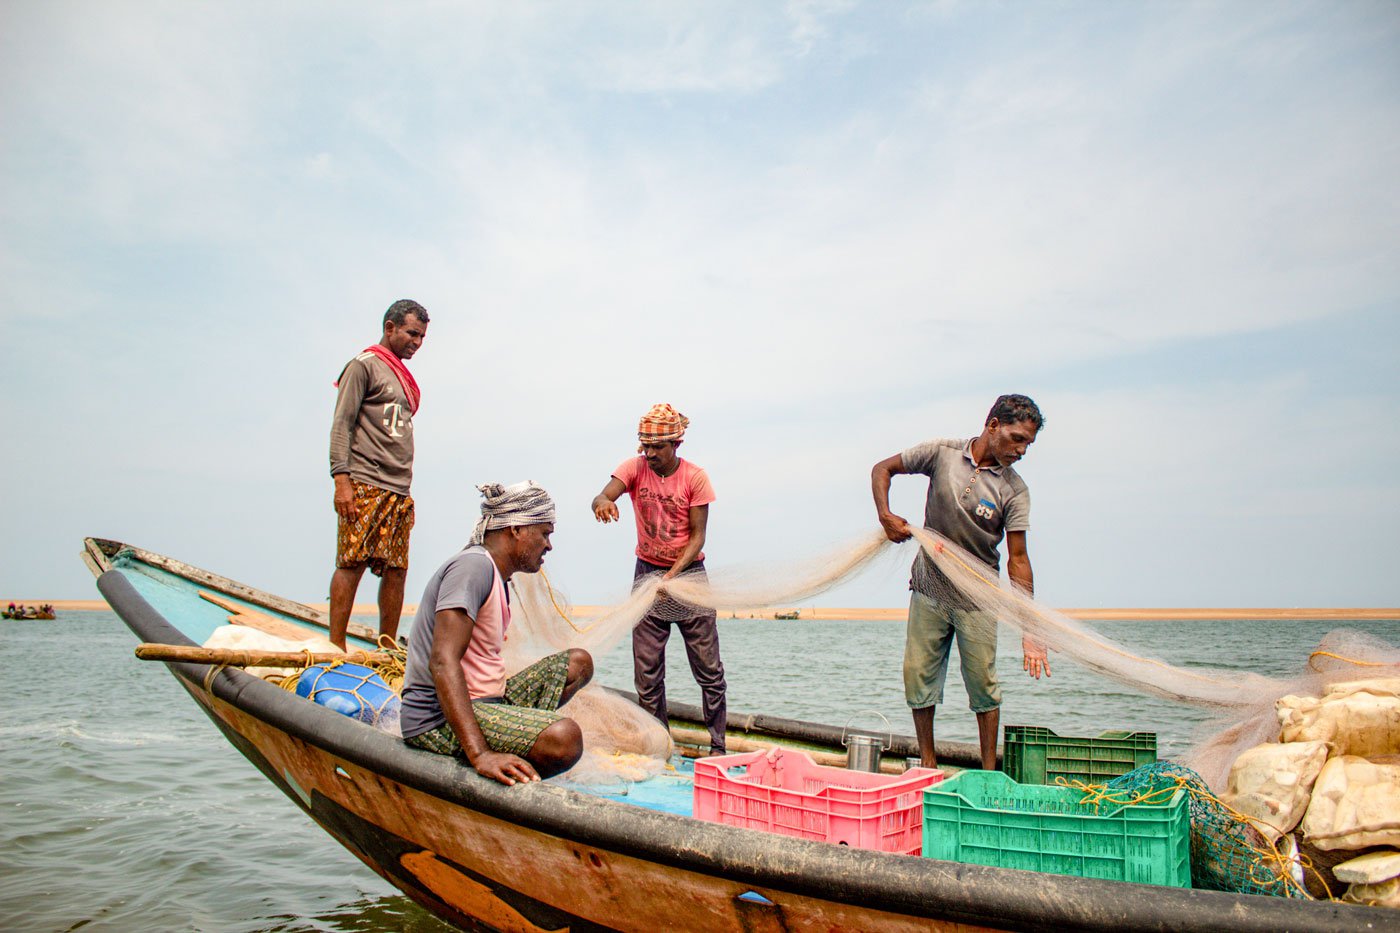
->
[922,771,1190,887]
[1002,725,1157,786]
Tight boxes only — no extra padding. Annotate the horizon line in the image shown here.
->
[10,599,1400,621]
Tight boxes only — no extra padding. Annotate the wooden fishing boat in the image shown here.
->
[80,537,1384,932]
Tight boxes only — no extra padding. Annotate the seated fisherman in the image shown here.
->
[400,481,593,785]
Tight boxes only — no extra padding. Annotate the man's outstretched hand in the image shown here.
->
[592,496,620,523]
[1022,636,1051,680]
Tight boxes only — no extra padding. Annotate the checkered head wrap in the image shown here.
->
[637,403,689,449]
[469,481,556,546]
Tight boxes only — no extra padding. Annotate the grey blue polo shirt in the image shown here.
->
[902,438,1030,605]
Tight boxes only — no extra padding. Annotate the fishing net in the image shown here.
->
[1093,763,1303,897]
[501,528,1399,794]
[503,533,896,783]
[555,686,675,785]
[504,531,895,666]
[903,528,1400,790]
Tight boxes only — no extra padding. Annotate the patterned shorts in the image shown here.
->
[404,651,570,758]
[337,481,415,576]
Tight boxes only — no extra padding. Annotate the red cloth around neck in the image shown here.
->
[362,344,421,413]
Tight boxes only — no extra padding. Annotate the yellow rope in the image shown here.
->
[202,662,228,692]
[536,568,604,635]
[277,648,322,691]
[1056,776,1334,900]
[370,635,406,691]
[270,642,406,694]
[1308,650,1390,672]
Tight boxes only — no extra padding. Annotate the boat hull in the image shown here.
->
[88,539,1390,933]
[187,682,990,932]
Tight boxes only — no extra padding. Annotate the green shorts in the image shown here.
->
[903,592,1000,713]
[405,651,570,758]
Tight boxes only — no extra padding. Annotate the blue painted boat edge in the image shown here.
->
[92,556,1388,933]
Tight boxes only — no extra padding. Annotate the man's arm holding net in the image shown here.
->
[1007,530,1050,679]
[871,453,914,542]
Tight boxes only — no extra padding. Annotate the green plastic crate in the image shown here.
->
[1002,725,1157,786]
[922,771,1190,887]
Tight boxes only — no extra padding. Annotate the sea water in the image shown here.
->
[3,611,1397,932]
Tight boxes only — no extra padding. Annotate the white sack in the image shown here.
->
[1335,850,1400,910]
[1299,756,1400,851]
[1277,679,1400,758]
[1341,877,1400,909]
[1220,741,1329,842]
[1334,849,1400,885]
[203,624,341,679]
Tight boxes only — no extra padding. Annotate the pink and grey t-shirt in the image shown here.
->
[400,546,512,739]
[613,456,716,568]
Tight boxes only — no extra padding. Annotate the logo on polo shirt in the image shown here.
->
[974,498,997,520]
[382,403,410,437]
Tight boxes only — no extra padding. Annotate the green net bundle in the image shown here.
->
[1105,763,1299,898]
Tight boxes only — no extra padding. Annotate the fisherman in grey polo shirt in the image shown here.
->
[870,394,1049,771]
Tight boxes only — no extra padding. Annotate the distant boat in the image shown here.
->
[3,603,55,620]
[81,536,1371,933]
[774,609,800,620]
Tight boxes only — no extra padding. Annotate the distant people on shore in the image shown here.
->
[400,482,592,785]
[327,299,429,651]
[592,403,728,757]
[870,394,1050,771]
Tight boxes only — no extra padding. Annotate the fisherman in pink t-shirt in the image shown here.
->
[592,403,727,755]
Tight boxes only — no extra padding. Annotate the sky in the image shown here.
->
[3,1,1398,610]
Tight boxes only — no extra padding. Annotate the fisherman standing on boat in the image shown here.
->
[327,299,429,651]
[870,394,1050,771]
[592,403,727,756]
[401,482,592,784]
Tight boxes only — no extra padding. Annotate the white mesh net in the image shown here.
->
[904,527,1400,789]
[502,528,1399,790]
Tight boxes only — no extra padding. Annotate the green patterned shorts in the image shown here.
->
[405,651,570,758]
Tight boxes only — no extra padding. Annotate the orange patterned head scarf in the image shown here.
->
[637,403,689,450]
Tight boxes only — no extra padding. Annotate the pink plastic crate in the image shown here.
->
[692,747,943,854]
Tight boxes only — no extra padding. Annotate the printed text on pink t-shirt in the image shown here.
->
[613,456,716,567]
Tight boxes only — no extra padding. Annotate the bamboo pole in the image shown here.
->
[669,725,911,775]
[134,643,391,667]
